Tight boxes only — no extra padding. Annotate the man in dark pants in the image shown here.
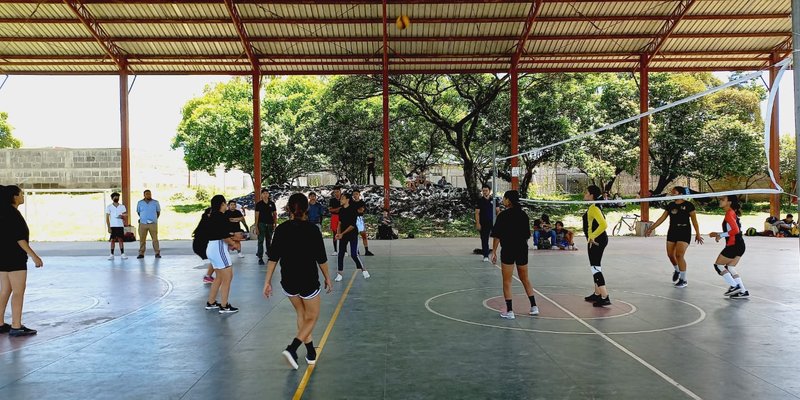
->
[254,189,277,265]
[366,153,377,185]
[475,185,499,263]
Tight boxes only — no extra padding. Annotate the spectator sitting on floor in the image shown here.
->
[533,215,556,249]
[776,214,798,236]
[414,174,432,190]
[553,221,577,250]
[377,209,397,240]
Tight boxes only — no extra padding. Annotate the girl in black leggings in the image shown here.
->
[582,185,611,307]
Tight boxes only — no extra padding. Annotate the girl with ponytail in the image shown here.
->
[583,185,611,307]
[264,192,332,369]
[709,195,749,298]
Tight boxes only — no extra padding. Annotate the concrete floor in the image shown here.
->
[1,236,799,399]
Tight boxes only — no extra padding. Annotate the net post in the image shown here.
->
[639,55,650,222]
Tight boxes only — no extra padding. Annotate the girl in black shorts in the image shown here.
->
[0,185,43,337]
[264,193,332,369]
[582,185,611,307]
[645,186,703,288]
[490,190,538,319]
[709,195,749,298]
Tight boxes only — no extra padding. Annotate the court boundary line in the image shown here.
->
[494,264,704,400]
[292,271,358,400]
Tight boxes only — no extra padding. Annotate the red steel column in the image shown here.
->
[510,70,520,190]
[769,52,781,217]
[381,0,390,210]
[639,56,650,222]
[253,74,262,192]
[119,70,131,222]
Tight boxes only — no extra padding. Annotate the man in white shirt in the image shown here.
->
[106,192,128,260]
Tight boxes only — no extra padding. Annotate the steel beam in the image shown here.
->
[62,0,127,71]
[642,0,697,67]
[639,55,650,222]
[769,52,781,217]
[223,0,259,73]
[382,0,391,211]
[253,75,262,192]
[119,71,131,220]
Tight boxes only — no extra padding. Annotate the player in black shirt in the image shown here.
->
[351,189,374,256]
[645,186,703,288]
[0,185,43,337]
[225,200,248,259]
[490,190,538,319]
[334,193,370,282]
[264,193,332,369]
[204,195,239,314]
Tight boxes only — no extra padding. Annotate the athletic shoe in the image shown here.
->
[282,348,299,370]
[9,325,37,337]
[532,246,538,250]
[305,355,317,365]
[362,270,370,279]
[258,258,265,265]
[219,304,239,314]
[238,252,245,259]
[672,270,680,282]
[120,254,128,260]
[203,275,214,284]
[107,254,114,260]
[529,306,540,316]
[483,257,489,262]
[155,254,162,259]
[205,301,221,310]
[0,323,10,334]
[136,255,144,259]
[593,296,612,307]
[500,311,515,320]
[674,279,688,288]
[724,285,742,297]
[331,251,338,256]
[334,273,343,282]
[365,250,375,256]
[584,293,600,302]
[729,291,750,299]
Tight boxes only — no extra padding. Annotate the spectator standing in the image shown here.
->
[106,192,128,260]
[475,185,500,262]
[254,189,277,265]
[307,192,325,232]
[136,189,161,259]
[366,153,377,185]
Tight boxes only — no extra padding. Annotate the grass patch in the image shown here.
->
[171,203,207,213]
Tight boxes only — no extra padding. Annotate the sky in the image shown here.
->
[0,72,796,152]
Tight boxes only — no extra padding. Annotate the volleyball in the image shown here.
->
[396,15,410,30]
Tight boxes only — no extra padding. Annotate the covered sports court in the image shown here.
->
[1,1,799,399]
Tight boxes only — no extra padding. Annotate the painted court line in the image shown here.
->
[494,264,703,400]
[292,271,358,400]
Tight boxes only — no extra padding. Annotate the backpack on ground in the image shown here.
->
[745,227,758,236]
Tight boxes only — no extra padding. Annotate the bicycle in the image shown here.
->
[612,214,640,236]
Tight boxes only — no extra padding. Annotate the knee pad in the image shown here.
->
[713,264,726,275]
[726,266,739,278]
[591,266,602,274]
[593,271,606,286]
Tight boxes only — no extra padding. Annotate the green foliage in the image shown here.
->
[779,135,796,189]
[691,116,764,190]
[0,112,22,149]
[194,186,210,203]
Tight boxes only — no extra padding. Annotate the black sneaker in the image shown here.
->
[729,291,750,299]
[584,293,600,302]
[9,325,37,337]
[305,348,317,365]
[674,279,688,288]
[672,270,680,282]
[258,258,265,265]
[136,254,144,259]
[365,250,375,256]
[155,254,162,259]
[593,296,611,307]
[724,285,742,297]
[219,304,239,314]
[282,348,299,370]
[0,323,10,334]
[205,301,221,310]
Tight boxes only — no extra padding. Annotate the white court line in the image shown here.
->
[494,264,703,400]
[693,279,798,308]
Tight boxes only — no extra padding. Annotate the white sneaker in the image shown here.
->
[529,306,540,316]
[533,245,538,250]
[331,251,338,256]
[500,311,515,320]
[107,254,114,260]
[238,252,245,258]
[334,273,343,282]
[362,270,370,279]
[121,254,128,260]
[483,257,489,262]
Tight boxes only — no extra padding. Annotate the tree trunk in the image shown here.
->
[520,169,533,198]
[653,174,677,194]
[462,158,480,203]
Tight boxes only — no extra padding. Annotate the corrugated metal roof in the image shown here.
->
[0,1,791,75]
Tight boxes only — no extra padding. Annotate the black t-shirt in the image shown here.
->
[367,156,375,168]
[224,210,245,232]
[329,197,342,215]
[269,220,327,288]
[0,208,29,262]
[338,204,359,238]
[351,199,367,216]
[475,196,498,223]
[490,207,531,248]
[665,201,695,230]
[206,211,233,241]
[255,200,277,224]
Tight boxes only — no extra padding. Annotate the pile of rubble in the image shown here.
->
[231,185,476,221]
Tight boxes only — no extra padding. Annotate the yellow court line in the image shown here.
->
[292,271,358,400]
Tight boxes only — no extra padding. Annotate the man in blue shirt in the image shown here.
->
[136,189,161,259]
[307,191,325,232]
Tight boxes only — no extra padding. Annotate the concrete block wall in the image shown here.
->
[0,148,121,189]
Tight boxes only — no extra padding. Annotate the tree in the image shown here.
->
[0,112,22,149]
[779,135,797,193]
[692,116,764,191]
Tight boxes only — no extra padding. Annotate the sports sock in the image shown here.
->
[505,299,513,312]
[721,271,737,287]
[734,277,746,292]
[673,264,679,272]
[679,271,686,281]
[305,341,316,358]
[528,295,537,307]
[288,337,302,352]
